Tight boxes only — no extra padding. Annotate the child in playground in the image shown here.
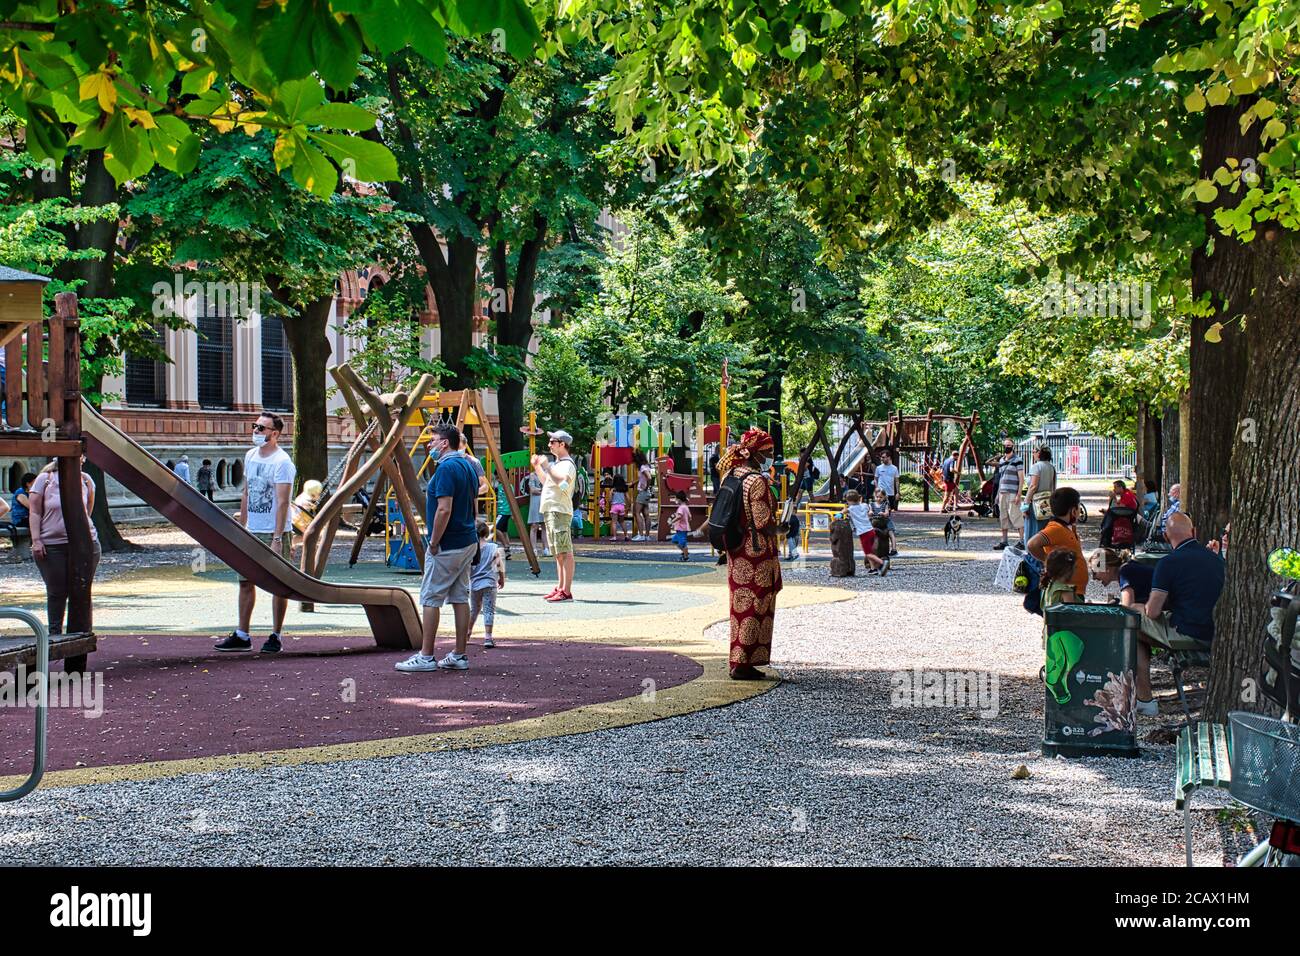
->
[670,490,693,561]
[609,473,631,542]
[869,489,897,557]
[468,520,506,648]
[843,490,888,575]
[784,508,801,561]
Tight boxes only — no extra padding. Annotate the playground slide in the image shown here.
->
[80,401,421,650]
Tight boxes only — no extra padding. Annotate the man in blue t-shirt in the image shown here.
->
[1134,512,1225,715]
[396,423,482,673]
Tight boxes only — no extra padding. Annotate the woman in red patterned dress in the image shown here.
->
[717,428,784,680]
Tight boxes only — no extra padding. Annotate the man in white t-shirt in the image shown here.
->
[533,429,578,602]
[216,411,296,654]
[873,452,901,555]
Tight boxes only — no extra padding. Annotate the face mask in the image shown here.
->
[428,444,443,462]
[252,433,267,447]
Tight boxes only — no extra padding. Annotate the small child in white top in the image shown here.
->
[468,520,507,648]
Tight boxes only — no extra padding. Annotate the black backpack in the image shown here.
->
[708,472,760,552]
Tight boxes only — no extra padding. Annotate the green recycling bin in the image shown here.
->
[1042,603,1141,758]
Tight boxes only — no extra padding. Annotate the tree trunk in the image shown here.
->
[280,296,334,490]
[1185,100,1258,535]
[1161,398,1181,491]
[1205,231,1300,721]
[491,216,548,454]
[411,225,479,389]
[755,370,785,462]
[1134,402,1161,494]
[498,376,526,454]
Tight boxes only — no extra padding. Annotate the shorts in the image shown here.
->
[611,503,626,516]
[418,541,476,607]
[242,532,291,582]
[1139,613,1210,651]
[495,513,510,533]
[887,494,899,512]
[943,480,956,492]
[998,491,1023,531]
[544,511,573,554]
[636,489,652,505]
[858,530,878,558]
[672,530,688,548]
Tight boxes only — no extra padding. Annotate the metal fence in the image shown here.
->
[1015,435,1135,478]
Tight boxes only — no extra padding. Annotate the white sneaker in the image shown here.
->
[1135,698,1159,717]
[483,636,496,649]
[437,652,469,670]
[632,535,646,542]
[395,653,438,672]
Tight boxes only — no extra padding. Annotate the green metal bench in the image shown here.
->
[1167,643,1214,722]
[1175,722,1232,867]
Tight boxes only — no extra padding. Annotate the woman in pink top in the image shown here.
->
[28,458,100,635]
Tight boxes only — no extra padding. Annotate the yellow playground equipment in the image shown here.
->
[382,387,540,576]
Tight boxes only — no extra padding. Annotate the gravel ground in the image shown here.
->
[0,510,1258,866]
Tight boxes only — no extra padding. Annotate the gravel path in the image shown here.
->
[0,512,1257,865]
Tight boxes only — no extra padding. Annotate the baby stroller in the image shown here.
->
[971,476,997,518]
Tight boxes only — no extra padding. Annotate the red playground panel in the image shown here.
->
[657,458,709,542]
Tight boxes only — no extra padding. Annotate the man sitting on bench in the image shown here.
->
[5,472,34,559]
[1135,512,1225,716]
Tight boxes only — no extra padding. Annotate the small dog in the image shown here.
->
[943,514,963,549]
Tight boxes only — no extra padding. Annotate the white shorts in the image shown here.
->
[998,492,1023,531]
[418,542,476,607]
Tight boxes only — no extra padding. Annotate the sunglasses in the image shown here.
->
[252,423,274,433]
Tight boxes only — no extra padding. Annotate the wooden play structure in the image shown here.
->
[785,404,987,512]
[0,272,95,673]
[298,367,540,597]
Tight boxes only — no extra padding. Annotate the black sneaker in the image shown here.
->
[992,542,1007,551]
[214,633,252,652]
[261,633,282,654]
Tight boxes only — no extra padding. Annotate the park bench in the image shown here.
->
[1168,643,1214,723]
[4,521,30,560]
[1175,721,1232,867]
[0,630,95,672]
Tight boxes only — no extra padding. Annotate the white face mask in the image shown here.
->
[252,433,267,447]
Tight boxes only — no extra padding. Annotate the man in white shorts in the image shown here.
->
[396,423,482,672]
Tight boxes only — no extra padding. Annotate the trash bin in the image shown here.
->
[1131,542,1172,568]
[1042,604,1141,758]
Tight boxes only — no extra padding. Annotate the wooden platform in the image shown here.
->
[0,631,95,670]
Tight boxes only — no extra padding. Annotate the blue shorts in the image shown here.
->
[671,531,688,548]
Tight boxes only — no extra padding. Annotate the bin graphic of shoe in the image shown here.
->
[1045,629,1084,704]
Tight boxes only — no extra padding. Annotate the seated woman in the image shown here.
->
[1100,479,1139,548]
[1088,547,1152,607]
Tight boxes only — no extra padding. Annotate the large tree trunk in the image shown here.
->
[1185,101,1257,535]
[1133,402,1161,494]
[491,218,548,453]
[1161,398,1181,491]
[280,296,333,489]
[1205,231,1300,721]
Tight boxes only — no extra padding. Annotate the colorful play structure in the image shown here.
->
[581,416,726,543]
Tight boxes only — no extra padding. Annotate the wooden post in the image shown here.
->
[54,294,93,666]
[590,442,601,535]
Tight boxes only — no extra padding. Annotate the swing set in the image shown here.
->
[295,366,539,612]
